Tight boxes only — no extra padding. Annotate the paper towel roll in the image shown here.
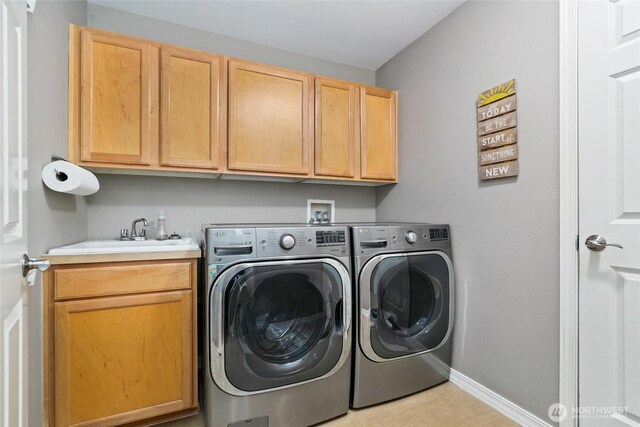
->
[41,160,100,196]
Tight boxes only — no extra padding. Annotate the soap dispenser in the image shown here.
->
[156,210,168,240]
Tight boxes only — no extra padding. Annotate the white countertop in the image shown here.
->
[48,237,201,256]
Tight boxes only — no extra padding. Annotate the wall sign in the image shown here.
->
[477,79,518,180]
[478,144,518,166]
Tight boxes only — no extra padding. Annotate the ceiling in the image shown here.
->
[88,0,464,70]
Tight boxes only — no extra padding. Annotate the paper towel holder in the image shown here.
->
[50,155,70,182]
[42,155,100,196]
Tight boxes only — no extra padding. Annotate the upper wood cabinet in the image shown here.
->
[360,86,398,181]
[78,29,154,165]
[69,25,225,173]
[160,46,225,169]
[228,60,312,175]
[69,25,398,184]
[314,78,359,178]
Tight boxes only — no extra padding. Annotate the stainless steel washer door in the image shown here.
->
[359,251,453,362]
[209,258,351,395]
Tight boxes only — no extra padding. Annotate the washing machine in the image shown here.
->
[203,224,352,427]
[350,223,454,408]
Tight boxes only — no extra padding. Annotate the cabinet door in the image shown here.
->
[314,78,359,178]
[54,291,193,427]
[360,87,397,181]
[161,47,225,169]
[80,30,153,165]
[228,60,312,175]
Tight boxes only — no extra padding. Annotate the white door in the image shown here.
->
[0,0,28,426]
[579,0,640,425]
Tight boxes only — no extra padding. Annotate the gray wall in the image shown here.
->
[84,5,376,240]
[27,1,88,425]
[86,176,376,240]
[87,4,374,84]
[375,0,559,421]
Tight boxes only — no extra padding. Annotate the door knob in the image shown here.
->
[21,254,50,278]
[585,235,623,252]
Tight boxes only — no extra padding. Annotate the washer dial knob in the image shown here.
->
[406,231,418,244]
[280,234,296,249]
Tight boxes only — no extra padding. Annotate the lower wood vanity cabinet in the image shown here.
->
[42,256,199,427]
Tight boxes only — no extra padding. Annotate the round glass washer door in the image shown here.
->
[214,259,349,393]
[360,252,452,360]
[240,272,326,363]
[379,263,437,338]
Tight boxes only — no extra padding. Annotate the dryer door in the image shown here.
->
[359,251,453,362]
[209,258,351,395]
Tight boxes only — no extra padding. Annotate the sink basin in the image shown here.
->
[48,237,201,255]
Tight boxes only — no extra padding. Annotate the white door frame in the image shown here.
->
[558,0,579,426]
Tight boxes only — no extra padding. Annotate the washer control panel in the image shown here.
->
[255,226,349,257]
[205,225,350,261]
[316,230,346,247]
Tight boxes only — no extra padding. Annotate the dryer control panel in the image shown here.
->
[352,223,451,255]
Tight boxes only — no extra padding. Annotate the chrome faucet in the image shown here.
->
[130,218,148,240]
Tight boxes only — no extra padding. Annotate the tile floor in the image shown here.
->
[159,382,516,426]
[321,382,516,426]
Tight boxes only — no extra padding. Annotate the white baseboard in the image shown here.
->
[449,369,552,427]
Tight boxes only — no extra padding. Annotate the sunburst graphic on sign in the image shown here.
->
[477,79,516,107]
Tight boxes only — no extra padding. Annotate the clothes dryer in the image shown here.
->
[350,223,454,408]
